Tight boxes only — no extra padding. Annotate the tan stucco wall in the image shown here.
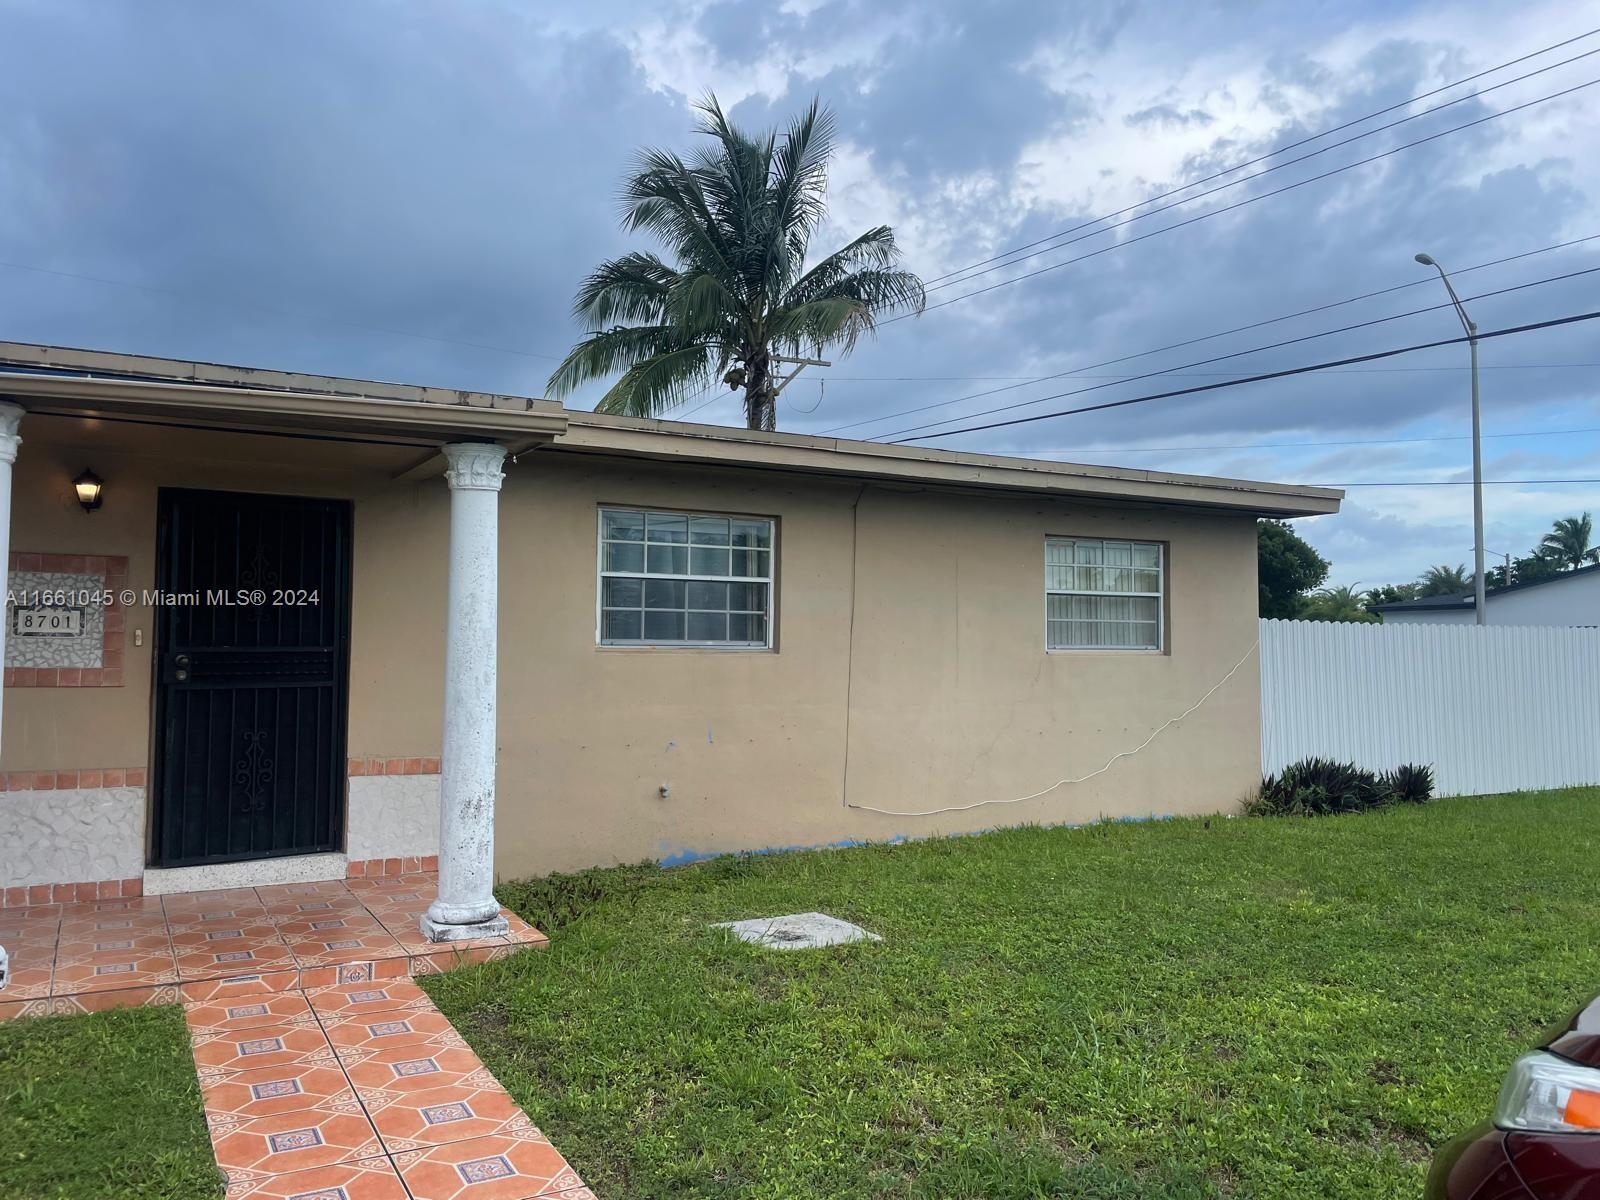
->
[5,416,1261,877]
[493,455,1261,873]
[4,416,445,777]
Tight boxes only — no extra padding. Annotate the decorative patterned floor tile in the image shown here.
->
[175,942,300,981]
[184,992,316,1034]
[191,1022,338,1076]
[221,1153,410,1198]
[365,1080,539,1152]
[303,978,434,1020]
[322,1009,466,1053]
[200,1063,361,1122]
[54,930,175,959]
[50,950,179,992]
[344,1044,500,1099]
[392,1131,581,1199]
[282,928,408,970]
[169,920,286,948]
[1,965,56,1001]
[296,956,413,992]
[208,1105,383,1183]
[0,997,56,1022]
[179,967,305,1003]
[5,873,577,1197]
[50,984,180,1014]
[408,943,522,978]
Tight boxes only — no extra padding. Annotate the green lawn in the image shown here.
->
[0,1005,219,1200]
[424,789,1600,1200]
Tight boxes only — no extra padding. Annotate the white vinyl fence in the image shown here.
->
[1259,618,1600,797]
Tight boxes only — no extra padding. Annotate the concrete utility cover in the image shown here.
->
[713,912,881,950]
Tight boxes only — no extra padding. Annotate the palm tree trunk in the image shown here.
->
[743,349,776,431]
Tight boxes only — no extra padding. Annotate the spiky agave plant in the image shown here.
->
[546,95,926,431]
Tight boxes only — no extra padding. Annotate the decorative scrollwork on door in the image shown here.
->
[240,543,279,587]
[234,730,275,814]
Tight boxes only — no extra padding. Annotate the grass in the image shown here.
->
[424,788,1600,1200]
[0,1004,220,1200]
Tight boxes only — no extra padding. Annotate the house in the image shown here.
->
[1370,563,1600,626]
[0,341,1340,938]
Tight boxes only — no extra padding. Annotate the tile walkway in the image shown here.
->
[0,873,596,1199]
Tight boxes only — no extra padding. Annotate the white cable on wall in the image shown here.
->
[844,638,1260,818]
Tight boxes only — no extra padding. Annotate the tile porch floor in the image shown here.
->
[0,873,596,1199]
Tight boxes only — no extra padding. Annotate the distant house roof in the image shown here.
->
[1369,561,1600,613]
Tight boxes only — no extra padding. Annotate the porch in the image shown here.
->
[0,871,546,1021]
[0,343,570,944]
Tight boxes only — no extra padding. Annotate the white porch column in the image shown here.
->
[421,441,510,942]
[0,404,21,756]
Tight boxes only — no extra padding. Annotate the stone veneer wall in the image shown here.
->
[0,758,442,901]
[0,771,146,893]
[344,757,441,866]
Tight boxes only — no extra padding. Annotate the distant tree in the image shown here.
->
[1365,582,1419,609]
[1538,512,1599,570]
[1258,519,1328,618]
[1417,564,1472,597]
[1301,583,1380,623]
[1515,552,1562,585]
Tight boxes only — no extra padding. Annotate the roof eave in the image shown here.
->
[0,371,569,445]
[546,415,1343,516]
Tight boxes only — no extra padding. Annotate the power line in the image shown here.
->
[892,309,1600,444]
[881,75,1600,326]
[1315,478,1600,487]
[1025,426,1600,457]
[871,266,1600,441]
[0,258,564,362]
[817,362,1600,384]
[920,27,1600,287]
[922,44,1600,295]
[818,233,1600,435]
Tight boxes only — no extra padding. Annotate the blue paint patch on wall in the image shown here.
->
[653,812,1178,869]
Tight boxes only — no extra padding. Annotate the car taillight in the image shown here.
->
[1494,1052,1600,1133]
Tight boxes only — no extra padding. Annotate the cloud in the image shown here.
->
[0,0,1596,585]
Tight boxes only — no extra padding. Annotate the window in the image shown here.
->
[1045,538,1163,651]
[598,508,773,647]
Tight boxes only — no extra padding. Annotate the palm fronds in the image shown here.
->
[548,94,925,426]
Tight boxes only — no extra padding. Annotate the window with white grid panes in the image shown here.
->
[598,508,773,647]
[1045,538,1164,650]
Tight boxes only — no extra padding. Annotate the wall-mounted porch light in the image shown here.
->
[73,468,104,514]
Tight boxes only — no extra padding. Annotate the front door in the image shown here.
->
[151,488,352,867]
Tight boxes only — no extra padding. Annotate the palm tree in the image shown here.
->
[1303,583,1376,622]
[1417,564,1472,597]
[546,96,926,430]
[1538,512,1599,570]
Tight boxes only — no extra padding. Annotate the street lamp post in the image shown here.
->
[1415,252,1486,626]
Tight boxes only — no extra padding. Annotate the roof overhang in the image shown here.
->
[0,342,567,449]
[544,413,1343,517]
[0,341,1343,516]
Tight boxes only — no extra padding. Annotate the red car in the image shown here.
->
[1428,995,1600,1198]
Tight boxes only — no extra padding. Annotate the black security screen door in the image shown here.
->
[151,489,352,867]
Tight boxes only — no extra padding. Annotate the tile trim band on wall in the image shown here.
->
[346,756,440,776]
[3,552,128,687]
[0,767,147,791]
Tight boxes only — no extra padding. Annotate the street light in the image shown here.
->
[1415,252,1486,625]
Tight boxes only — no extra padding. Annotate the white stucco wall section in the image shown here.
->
[1379,566,1600,626]
[0,786,145,886]
[346,772,441,861]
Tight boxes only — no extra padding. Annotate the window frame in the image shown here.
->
[594,505,777,651]
[1044,536,1167,654]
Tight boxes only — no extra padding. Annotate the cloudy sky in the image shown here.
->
[2,0,1597,587]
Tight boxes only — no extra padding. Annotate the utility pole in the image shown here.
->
[769,355,831,397]
[1415,253,1486,625]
